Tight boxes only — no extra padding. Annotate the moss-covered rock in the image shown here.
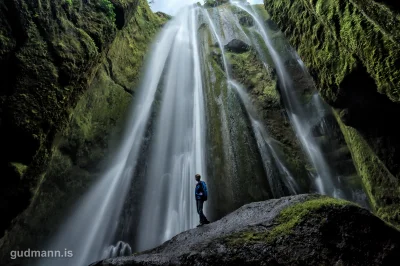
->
[0,0,140,237]
[264,0,400,227]
[91,194,400,266]
[203,0,230,8]
[226,48,310,191]
[0,0,166,264]
[335,111,400,228]
[198,24,271,218]
[226,197,350,245]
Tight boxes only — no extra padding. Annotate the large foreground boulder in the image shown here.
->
[91,194,400,266]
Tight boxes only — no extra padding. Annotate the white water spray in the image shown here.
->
[135,6,207,252]
[36,8,192,266]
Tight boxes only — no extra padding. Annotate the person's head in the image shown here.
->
[195,174,201,182]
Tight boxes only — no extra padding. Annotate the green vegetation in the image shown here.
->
[198,22,272,213]
[335,112,400,228]
[226,197,351,245]
[269,197,349,240]
[264,0,400,104]
[10,162,28,178]
[226,46,310,191]
[0,0,167,262]
[204,0,229,8]
[227,50,279,108]
[264,0,400,228]
[100,0,116,22]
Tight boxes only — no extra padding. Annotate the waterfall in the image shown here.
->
[35,7,193,266]
[203,9,231,79]
[135,6,207,251]
[35,2,368,266]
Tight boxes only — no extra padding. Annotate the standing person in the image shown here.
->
[195,174,210,227]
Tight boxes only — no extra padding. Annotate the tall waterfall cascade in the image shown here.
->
[36,2,369,266]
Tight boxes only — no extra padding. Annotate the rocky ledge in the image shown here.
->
[90,194,400,266]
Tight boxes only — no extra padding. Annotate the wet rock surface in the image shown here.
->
[90,194,400,266]
[224,39,250,53]
[239,16,254,27]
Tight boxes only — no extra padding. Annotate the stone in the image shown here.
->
[224,39,250,53]
[91,194,400,266]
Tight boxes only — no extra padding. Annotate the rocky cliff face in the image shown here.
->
[0,0,166,264]
[264,0,400,227]
[92,194,400,266]
[197,4,314,218]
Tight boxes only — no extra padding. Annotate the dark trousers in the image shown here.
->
[196,200,208,223]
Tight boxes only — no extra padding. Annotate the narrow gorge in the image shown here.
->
[0,0,399,265]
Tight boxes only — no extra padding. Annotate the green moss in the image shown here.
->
[334,111,400,228]
[107,0,167,92]
[265,0,400,228]
[0,0,166,262]
[226,197,350,245]
[197,22,273,213]
[227,50,279,107]
[269,197,349,240]
[10,163,28,178]
[265,0,400,104]
[100,0,116,22]
[204,0,229,8]
[226,46,310,190]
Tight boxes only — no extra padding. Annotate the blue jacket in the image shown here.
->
[195,181,208,201]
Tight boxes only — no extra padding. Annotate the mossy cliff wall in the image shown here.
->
[198,4,311,218]
[264,0,400,226]
[0,0,165,262]
[198,23,271,218]
[0,0,136,236]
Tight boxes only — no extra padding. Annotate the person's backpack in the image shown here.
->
[200,181,208,201]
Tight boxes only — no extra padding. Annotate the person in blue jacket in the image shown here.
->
[195,174,210,227]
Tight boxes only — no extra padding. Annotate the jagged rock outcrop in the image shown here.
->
[0,0,166,265]
[264,0,400,227]
[91,194,400,266]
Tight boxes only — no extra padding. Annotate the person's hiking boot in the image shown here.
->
[204,220,210,224]
[196,223,204,227]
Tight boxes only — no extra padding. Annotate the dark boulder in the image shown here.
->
[224,39,250,53]
[239,16,254,27]
[90,194,400,266]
